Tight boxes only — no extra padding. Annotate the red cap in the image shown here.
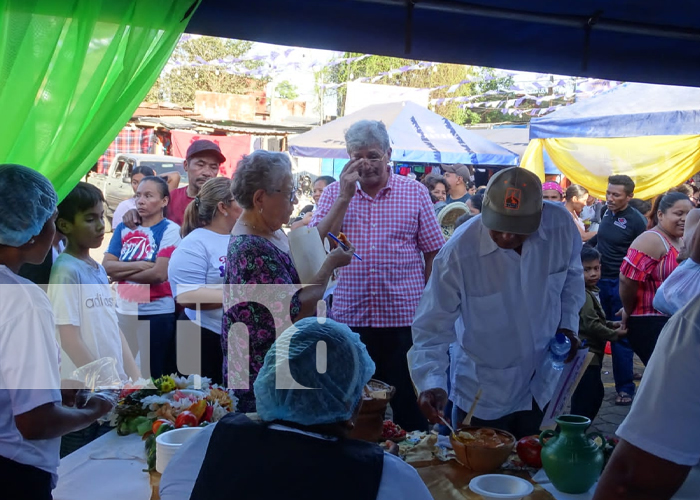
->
[186,140,226,163]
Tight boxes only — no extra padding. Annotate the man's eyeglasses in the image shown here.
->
[352,154,386,166]
[274,187,298,202]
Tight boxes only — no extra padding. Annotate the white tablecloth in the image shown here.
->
[532,470,595,499]
[53,430,603,500]
[53,431,150,500]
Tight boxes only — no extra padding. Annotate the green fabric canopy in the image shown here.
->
[0,0,199,200]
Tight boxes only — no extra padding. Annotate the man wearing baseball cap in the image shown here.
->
[442,164,473,204]
[410,167,585,438]
[167,140,227,227]
[121,139,227,228]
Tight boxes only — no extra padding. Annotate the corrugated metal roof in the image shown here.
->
[133,103,198,117]
[187,119,315,136]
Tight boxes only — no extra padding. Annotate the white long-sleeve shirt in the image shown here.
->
[410,201,585,420]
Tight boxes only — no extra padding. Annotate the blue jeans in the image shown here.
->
[598,278,636,396]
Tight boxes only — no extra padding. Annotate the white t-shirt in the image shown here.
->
[168,228,229,333]
[160,422,433,500]
[47,253,127,381]
[112,197,136,228]
[616,295,700,499]
[0,266,62,483]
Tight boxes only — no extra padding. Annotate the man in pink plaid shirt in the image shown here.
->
[310,120,444,430]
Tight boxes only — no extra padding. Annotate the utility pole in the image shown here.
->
[318,69,324,125]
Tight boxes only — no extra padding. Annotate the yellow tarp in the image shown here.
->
[521,135,700,200]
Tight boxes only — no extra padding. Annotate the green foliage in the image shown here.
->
[470,68,519,124]
[319,53,526,124]
[275,80,299,100]
[145,36,267,107]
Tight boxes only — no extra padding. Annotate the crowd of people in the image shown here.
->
[1,119,699,499]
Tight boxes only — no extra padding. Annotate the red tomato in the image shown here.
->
[175,411,199,429]
[516,435,543,468]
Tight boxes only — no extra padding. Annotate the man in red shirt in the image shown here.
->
[123,140,226,228]
[310,119,445,431]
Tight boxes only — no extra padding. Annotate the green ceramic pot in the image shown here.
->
[540,415,604,494]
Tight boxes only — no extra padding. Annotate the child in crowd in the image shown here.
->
[571,245,627,421]
[103,176,181,379]
[48,182,140,456]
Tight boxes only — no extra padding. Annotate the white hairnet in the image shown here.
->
[254,318,375,426]
[0,164,57,247]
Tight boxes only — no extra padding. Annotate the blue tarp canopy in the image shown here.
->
[469,126,560,174]
[188,1,700,87]
[530,82,700,139]
[288,101,519,166]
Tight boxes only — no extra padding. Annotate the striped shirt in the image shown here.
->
[310,173,444,327]
[620,231,679,316]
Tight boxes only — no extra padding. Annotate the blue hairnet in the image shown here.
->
[254,318,375,426]
[0,164,57,247]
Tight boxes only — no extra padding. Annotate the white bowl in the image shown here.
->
[469,474,535,500]
[155,427,203,473]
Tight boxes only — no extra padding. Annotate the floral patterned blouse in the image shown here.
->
[221,234,301,413]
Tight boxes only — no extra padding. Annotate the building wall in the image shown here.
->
[194,91,268,121]
[271,99,307,122]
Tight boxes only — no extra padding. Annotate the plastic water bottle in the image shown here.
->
[549,332,571,371]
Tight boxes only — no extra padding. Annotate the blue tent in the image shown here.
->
[188,1,700,87]
[469,126,561,174]
[288,101,519,166]
[530,82,700,139]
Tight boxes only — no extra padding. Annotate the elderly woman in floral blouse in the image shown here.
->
[222,151,354,412]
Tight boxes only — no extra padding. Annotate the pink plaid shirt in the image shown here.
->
[310,172,444,327]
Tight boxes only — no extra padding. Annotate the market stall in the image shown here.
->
[468,125,562,185]
[52,372,609,500]
[521,82,700,199]
[289,101,519,178]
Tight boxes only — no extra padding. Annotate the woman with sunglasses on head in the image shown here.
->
[103,176,181,379]
[111,166,156,228]
[222,151,354,412]
[168,178,241,384]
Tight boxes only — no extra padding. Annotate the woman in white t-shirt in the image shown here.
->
[0,164,112,499]
[169,177,241,384]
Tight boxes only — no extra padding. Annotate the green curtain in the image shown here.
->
[0,0,200,200]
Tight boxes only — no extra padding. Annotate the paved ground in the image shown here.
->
[588,353,645,436]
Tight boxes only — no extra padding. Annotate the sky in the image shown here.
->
[248,42,339,114]
[175,37,615,120]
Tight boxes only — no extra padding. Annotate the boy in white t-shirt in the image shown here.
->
[48,183,139,455]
